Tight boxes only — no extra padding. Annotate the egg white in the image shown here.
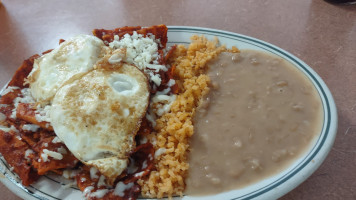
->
[27,35,107,103]
[50,63,149,181]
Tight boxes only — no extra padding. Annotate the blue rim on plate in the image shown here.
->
[0,26,338,200]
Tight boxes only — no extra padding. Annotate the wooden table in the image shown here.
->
[0,0,355,199]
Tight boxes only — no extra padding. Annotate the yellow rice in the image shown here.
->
[139,35,230,198]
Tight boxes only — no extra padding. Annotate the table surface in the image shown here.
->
[0,0,355,199]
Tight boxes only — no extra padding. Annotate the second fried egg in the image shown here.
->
[50,62,149,181]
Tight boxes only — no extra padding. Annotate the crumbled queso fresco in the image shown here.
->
[109,32,165,86]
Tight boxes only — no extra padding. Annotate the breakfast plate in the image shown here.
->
[0,26,337,200]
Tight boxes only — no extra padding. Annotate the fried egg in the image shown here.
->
[27,34,107,103]
[50,62,149,182]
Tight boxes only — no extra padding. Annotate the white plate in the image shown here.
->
[0,26,338,200]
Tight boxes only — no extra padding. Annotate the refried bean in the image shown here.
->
[185,50,323,195]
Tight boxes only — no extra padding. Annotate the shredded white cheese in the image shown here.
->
[83,186,94,197]
[34,105,51,122]
[134,171,145,178]
[151,94,176,116]
[10,125,19,133]
[156,87,171,95]
[62,169,78,179]
[40,153,49,162]
[75,180,104,196]
[90,167,99,179]
[1,86,20,96]
[0,125,20,138]
[89,189,109,198]
[167,79,176,87]
[24,149,34,162]
[97,175,106,187]
[146,63,168,72]
[114,181,134,197]
[52,136,62,143]
[11,88,35,119]
[22,124,40,132]
[42,149,63,160]
[154,148,166,158]
[62,170,71,179]
[145,111,156,128]
[145,79,176,127]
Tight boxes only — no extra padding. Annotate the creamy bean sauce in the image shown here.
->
[185,50,323,195]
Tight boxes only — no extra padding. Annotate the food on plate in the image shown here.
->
[138,36,230,198]
[0,24,323,199]
[185,50,323,195]
[0,24,175,199]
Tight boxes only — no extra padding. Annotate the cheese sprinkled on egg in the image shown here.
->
[109,32,166,86]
